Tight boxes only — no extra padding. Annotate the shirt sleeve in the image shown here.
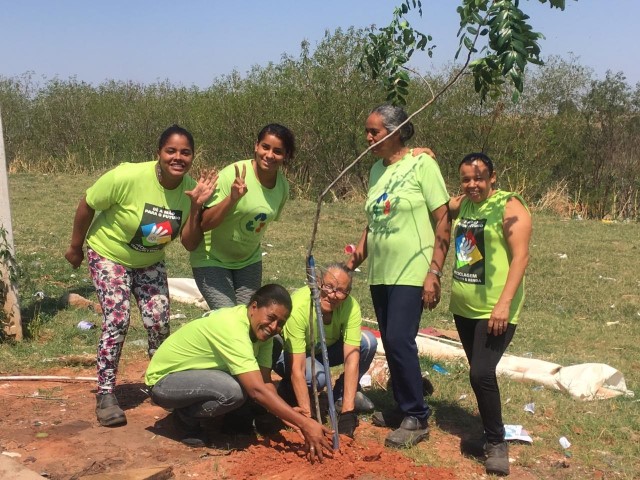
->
[283,288,311,354]
[85,166,121,211]
[418,155,450,212]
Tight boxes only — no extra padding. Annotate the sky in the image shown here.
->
[1,0,638,88]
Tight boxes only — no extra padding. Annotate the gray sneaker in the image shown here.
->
[485,441,510,476]
[95,393,127,427]
[384,416,429,448]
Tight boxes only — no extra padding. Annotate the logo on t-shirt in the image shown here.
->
[453,218,486,284]
[372,192,391,217]
[246,212,268,233]
[129,203,182,252]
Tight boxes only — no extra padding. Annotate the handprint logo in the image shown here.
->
[141,221,172,246]
[456,230,483,267]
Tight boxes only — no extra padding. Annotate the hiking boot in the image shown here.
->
[172,409,205,447]
[95,393,127,427]
[485,441,510,476]
[384,416,429,448]
[335,391,375,414]
[371,408,404,429]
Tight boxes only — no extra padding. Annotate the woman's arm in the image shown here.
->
[289,352,311,416]
[345,227,368,271]
[448,194,464,220]
[236,369,332,462]
[200,163,247,232]
[487,197,532,336]
[181,170,218,251]
[423,203,451,310]
[64,196,95,268]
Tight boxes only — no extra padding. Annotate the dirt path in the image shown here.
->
[0,357,545,479]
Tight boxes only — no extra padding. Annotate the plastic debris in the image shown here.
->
[606,321,619,326]
[458,394,468,401]
[598,275,616,281]
[170,313,187,320]
[354,268,361,272]
[33,291,45,300]
[559,436,571,449]
[1,451,21,458]
[76,320,95,330]
[504,425,532,443]
[557,253,568,260]
[266,243,273,247]
[432,364,449,375]
[524,402,535,414]
[344,244,356,255]
[359,374,372,388]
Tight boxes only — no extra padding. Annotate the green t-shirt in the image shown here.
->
[85,161,197,268]
[282,286,362,355]
[365,151,449,286]
[144,305,273,386]
[449,190,528,324]
[190,159,289,269]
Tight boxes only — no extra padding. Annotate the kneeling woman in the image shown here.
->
[145,284,332,462]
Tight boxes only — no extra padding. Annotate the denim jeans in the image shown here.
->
[150,369,246,419]
[274,330,378,399]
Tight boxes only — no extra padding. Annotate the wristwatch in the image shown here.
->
[428,268,443,278]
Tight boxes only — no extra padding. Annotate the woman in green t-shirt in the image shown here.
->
[65,125,217,428]
[146,284,333,463]
[346,104,451,449]
[449,152,532,476]
[188,124,293,309]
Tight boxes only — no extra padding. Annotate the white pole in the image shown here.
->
[0,106,23,340]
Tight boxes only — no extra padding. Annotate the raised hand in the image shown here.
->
[230,163,248,202]
[186,168,218,208]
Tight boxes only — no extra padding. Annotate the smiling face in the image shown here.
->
[459,159,496,203]
[254,133,287,175]
[248,301,289,342]
[365,113,401,159]
[157,133,194,187]
[319,267,352,314]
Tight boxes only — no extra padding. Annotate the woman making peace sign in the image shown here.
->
[188,124,293,309]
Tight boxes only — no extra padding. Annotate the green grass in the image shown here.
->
[2,173,640,478]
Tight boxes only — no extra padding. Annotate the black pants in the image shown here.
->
[370,284,430,421]
[454,314,516,444]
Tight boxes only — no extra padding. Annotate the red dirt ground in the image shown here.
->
[0,356,546,480]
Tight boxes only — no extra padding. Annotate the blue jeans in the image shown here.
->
[150,369,246,419]
[274,330,378,399]
[370,284,431,421]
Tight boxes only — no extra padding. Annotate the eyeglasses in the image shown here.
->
[320,283,350,299]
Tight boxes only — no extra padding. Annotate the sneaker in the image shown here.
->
[95,393,127,427]
[384,416,429,448]
[485,441,510,476]
[371,408,404,429]
[335,391,375,414]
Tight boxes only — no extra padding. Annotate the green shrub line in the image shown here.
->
[1,29,639,219]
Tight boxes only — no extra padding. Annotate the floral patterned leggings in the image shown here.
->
[87,249,170,394]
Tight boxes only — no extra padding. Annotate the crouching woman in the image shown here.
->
[145,284,332,462]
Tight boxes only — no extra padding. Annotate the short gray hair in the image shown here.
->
[370,104,415,143]
[322,262,353,289]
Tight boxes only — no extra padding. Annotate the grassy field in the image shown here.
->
[2,173,640,478]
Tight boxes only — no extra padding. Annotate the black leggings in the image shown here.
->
[454,314,516,444]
